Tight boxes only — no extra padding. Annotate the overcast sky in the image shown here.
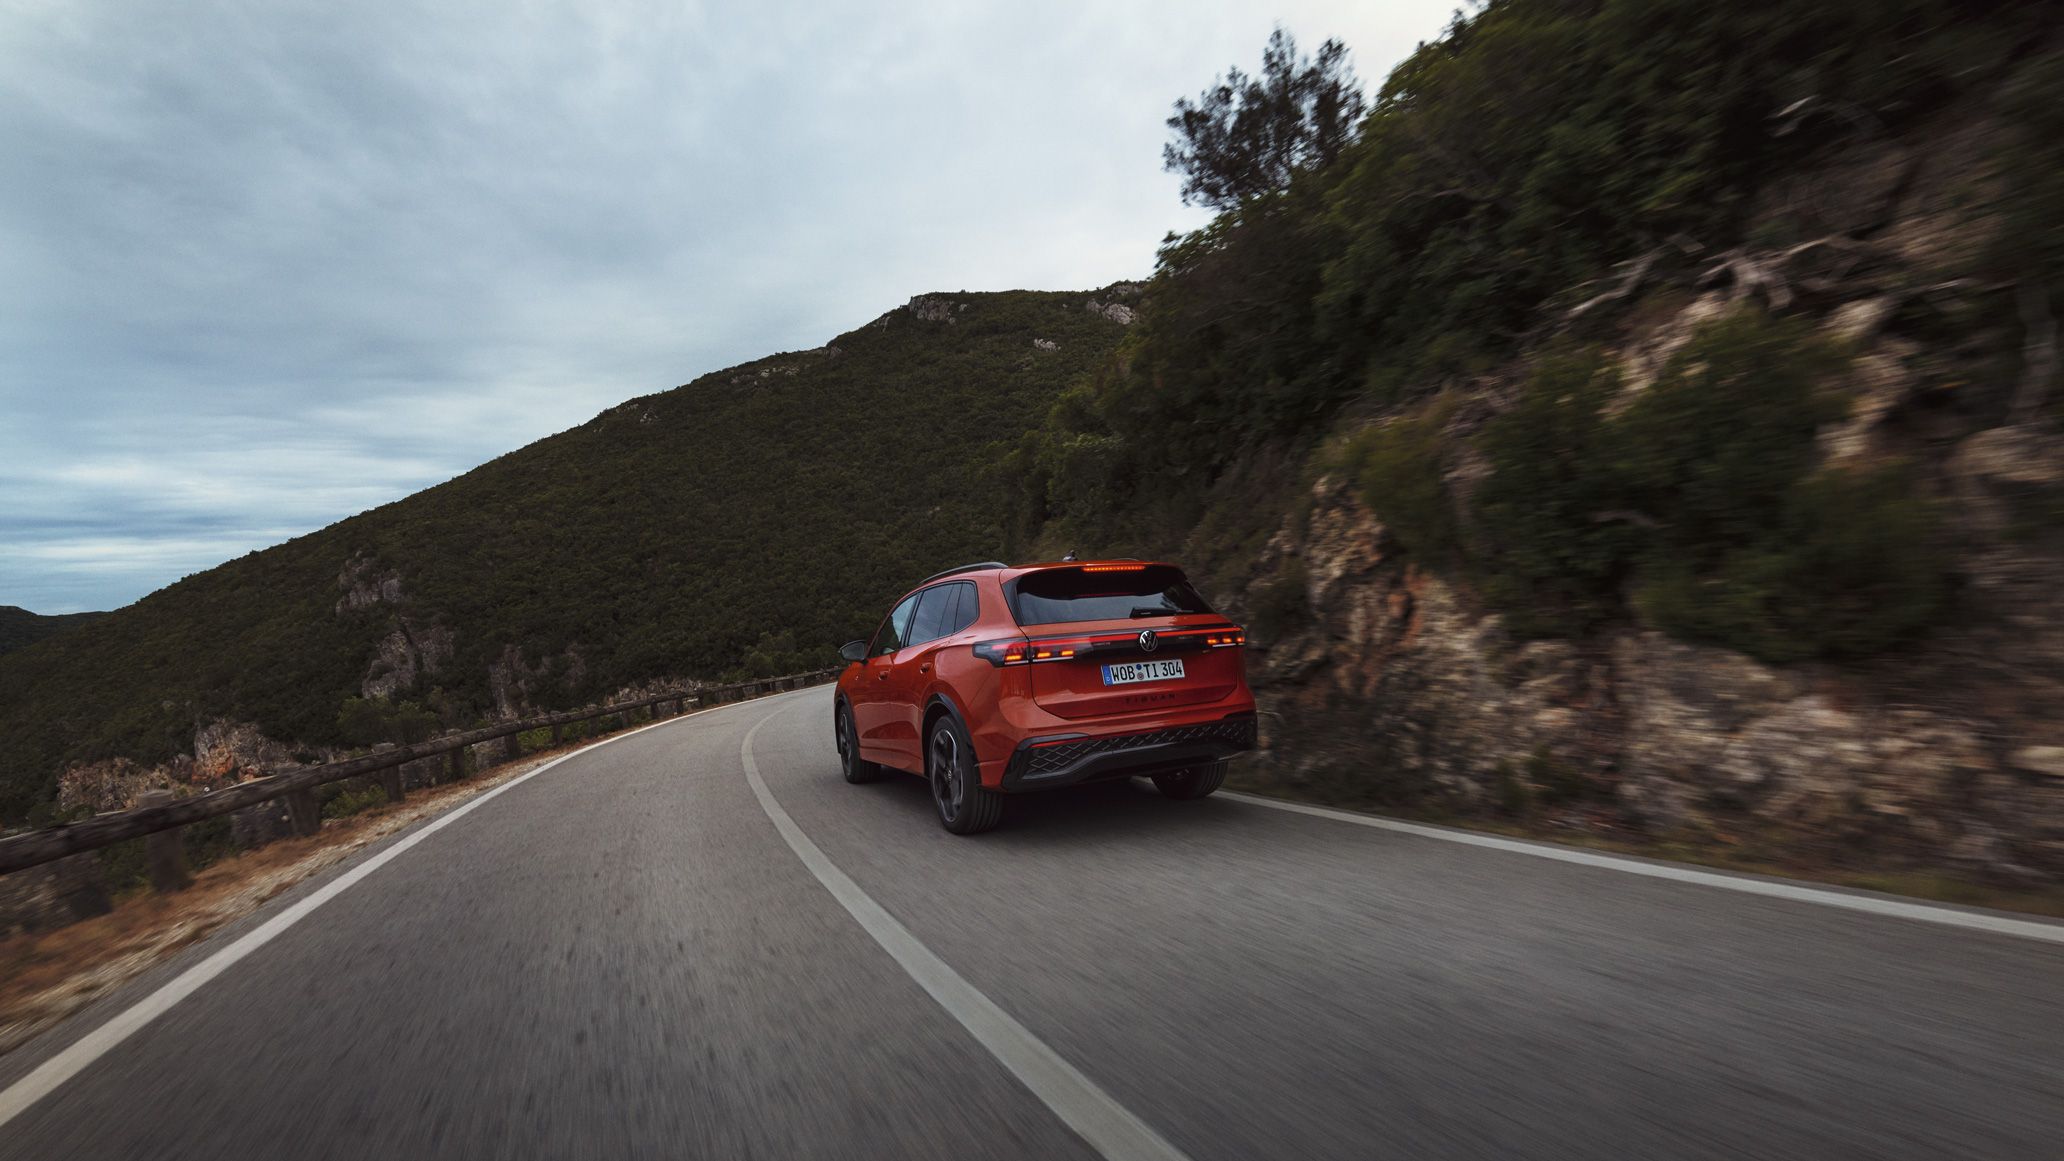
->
[1,0,1455,614]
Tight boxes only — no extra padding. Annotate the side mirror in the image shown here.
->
[839,640,868,663]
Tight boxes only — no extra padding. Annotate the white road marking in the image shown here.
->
[0,697,757,1131]
[741,708,1194,1161]
[1224,791,2064,945]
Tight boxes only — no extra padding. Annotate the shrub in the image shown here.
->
[1341,395,1462,565]
[1467,309,1943,661]
[1635,463,1946,662]
[1616,310,1851,560]
[323,781,389,820]
[336,696,441,748]
[1475,350,1641,636]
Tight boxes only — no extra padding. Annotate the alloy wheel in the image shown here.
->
[930,727,962,821]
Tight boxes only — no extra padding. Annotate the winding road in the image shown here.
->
[1,687,2058,1159]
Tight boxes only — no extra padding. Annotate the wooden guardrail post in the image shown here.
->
[377,763,405,805]
[284,789,321,837]
[502,730,521,763]
[447,746,466,782]
[136,789,192,893]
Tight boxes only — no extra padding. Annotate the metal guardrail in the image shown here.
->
[0,667,840,881]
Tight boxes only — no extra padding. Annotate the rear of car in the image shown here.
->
[967,562,1256,795]
[835,559,1257,834]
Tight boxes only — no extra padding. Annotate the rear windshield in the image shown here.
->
[1010,565,1214,626]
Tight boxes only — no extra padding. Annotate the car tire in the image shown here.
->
[837,703,884,784]
[1152,760,1227,800]
[928,715,1002,834]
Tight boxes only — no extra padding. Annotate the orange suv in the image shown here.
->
[833,560,1257,833]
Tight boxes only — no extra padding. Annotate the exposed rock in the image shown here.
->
[1247,470,2064,881]
[907,296,965,323]
[727,364,803,385]
[1032,338,1059,351]
[1946,821,2042,885]
[2012,746,2064,779]
[334,554,403,615]
[1949,425,2064,512]
[1943,424,2064,683]
[487,642,590,719]
[1820,342,1923,464]
[55,716,336,818]
[1614,290,1732,397]
[193,719,306,787]
[1826,295,1902,344]
[57,755,175,814]
[1085,299,1137,325]
[360,622,454,700]
[1615,631,1801,780]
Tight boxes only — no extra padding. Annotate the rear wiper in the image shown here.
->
[1129,606,1173,618]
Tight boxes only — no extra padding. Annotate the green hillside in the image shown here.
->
[1014,0,2062,639]
[0,290,1126,821]
[0,607,104,657]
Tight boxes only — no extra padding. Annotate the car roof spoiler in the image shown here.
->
[916,561,1010,586]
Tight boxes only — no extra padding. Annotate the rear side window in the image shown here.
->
[907,581,978,646]
[946,582,980,634]
[908,584,953,646]
[872,593,921,655]
[1010,565,1213,626]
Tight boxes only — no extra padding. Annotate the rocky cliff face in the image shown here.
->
[1231,97,2064,884]
[1242,472,2063,884]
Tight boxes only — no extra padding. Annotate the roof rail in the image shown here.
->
[917,561,1010,586]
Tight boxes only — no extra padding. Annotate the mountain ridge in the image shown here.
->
[0,607,105,658]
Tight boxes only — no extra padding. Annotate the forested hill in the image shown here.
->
[0,607,104,657]
[0,289,1130,821]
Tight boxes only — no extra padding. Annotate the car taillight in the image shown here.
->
[1202,628,1247,647]
[973,638,1090,666]
[973,639,1032,666]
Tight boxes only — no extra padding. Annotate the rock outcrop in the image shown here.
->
[1242,475,2063,882]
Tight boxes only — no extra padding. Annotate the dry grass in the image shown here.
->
[0,744,579,1058]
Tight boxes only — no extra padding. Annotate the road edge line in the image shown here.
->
[741,704,1193,1161]
[1222,791,2064,945]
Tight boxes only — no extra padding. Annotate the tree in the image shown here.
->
[1163,28,1366,211]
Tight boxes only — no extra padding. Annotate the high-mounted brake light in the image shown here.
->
[1080,564,1146,572]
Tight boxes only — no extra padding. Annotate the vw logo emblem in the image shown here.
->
[1138,629,1158,653]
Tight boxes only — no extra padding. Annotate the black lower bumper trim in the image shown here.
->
[1002,714,1257,791]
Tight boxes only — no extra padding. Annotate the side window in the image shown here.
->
[908,585,954,647]
[872,594,921,656]
[946,582,979,635]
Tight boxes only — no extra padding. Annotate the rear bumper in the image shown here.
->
[1000,712,1257,791]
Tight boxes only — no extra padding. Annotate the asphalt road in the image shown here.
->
[1,686,2059,1160]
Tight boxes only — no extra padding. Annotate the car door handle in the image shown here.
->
[919,663,931,674]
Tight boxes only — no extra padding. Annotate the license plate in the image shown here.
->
[1102,659,1185,686]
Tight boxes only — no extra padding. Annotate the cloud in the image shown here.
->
[0,0,1452,613]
